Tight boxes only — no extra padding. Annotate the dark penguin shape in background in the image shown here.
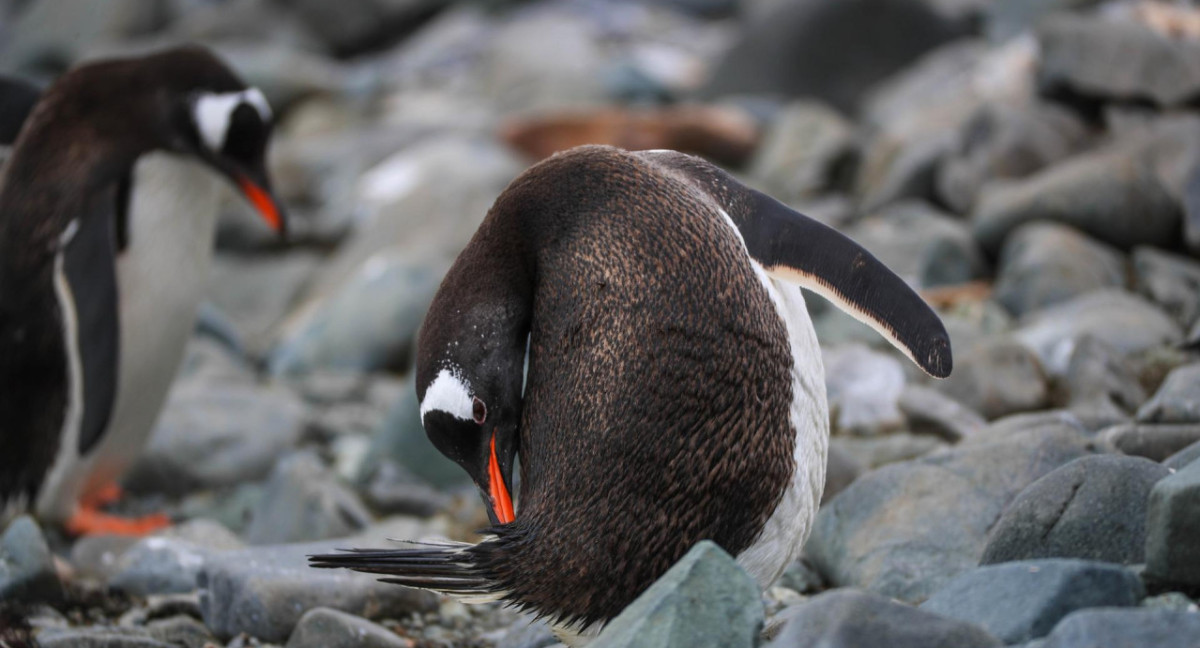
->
[0,46,286,534]
[313,146,951,643]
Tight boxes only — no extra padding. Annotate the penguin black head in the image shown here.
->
[15,45,287,236]
[414,264,531,527]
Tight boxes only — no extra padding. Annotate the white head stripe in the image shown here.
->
[193,88,272,151]
[419,369,474,422]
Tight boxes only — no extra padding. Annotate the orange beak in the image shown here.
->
[488,432,515,524]
[237,176,285,235]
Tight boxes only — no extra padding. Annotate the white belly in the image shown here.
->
[36,153,220,521]
[734,274,828,589]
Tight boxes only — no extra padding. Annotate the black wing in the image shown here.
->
[61,201,120,455]
[637,149,952,378]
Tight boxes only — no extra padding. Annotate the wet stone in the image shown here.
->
[0,515,62,604]
[1138,363,1200,424]
[980,455,1169,566]
[1033,607,1200,648]
[1145,459,1200,587]
[285,607,409,648]
[921,559,1144,644]
[1100,423,1200,463]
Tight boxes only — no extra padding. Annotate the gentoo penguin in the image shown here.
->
[312,146,950,640]
[0,46,286,534]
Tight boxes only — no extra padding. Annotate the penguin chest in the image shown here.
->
[104,153,221,481]
[35,153,220,518]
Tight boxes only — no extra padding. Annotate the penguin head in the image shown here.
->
[415,313,525,527]
[38,45,288,236]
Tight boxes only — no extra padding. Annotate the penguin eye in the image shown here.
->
[472,397,487,425]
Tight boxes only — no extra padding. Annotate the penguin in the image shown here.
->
[0,46,286,534]
[311,146,951,641]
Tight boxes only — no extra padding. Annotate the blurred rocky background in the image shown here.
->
[2,0,1200,646]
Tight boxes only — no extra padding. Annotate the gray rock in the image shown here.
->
[701,0,964,114]
[0,516,61,604]
[1100,423,1200,463]
[268,251,446,376]
[1141,592,1200,612]
[831,434,948,471]
[937,99,1090,214]
[1037,14,1200,108]
[145,615,215,648]
[36,627,174,648]
[898,384,987,442]
[993,222,1127,318]
[1139,363,1200,424]
[806,427,1098,603]
[199,537,438,642]
[977,410,1094,442]
[363,378,469,489]
[485,11,607,113]
[972,134,1186,254]
[308,135,522,303]
[823,345,906,434]
[361,459,453,517]
[983,0,1103,39]
[206,251,322,355]
[0,0,168,76]
[245,452,372,545]
[856,38,1032,210]
[286,607,408,648]
[980,455,1170,565]
[1165,439,1200,471]
[922,560,1143,644]
[841,201,988,289]
[279,0,444,57]
[934,336,1050,420]
[125,378,309,496]
[1145,459,1200,586]
[767,588,1002,648]
[591,541,762,648]
[496,617,560,648]
[822,443,864,504]
[109,520,244,596]
[1035,608,1200,648]
[1133,247,1200,329]
[747,101,855,204]
[1063,336,1146,412]
[1014,290,1182,376]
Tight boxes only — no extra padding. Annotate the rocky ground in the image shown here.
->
[3,0,1200,646]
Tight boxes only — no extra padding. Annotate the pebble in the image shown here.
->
[125,378,310,497]
[1062,335,1146,412]
[934,336,1050,420]
[199,537,438,642]
[1099,423,1200,463]
[823,345,906,434]
[1014,290,1182,376]
[108,520,244,596]
[1137,363,1200,424]
[0,515,62,604]
[1037,13,1200,108]
[747,100,855,204]
[244,451,372,545]
[1031,607,1200,648]
[286,607,410,648]
[898,384,987,442]
[591,541,762,648]
[35,627,174,648]
[992,222,1126,318]
[921,559,1144,644]
[1145,458,1200,587]
[806,427,1097,603]
[981,455,1169,566]
[1165,439,1200,471]
[1133,246,1200,329]
[766,588,1002,648]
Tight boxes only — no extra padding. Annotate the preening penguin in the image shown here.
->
[0,46,286,534]
[312,146,951,639]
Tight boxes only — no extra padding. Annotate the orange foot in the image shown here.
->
[64,482,170,536]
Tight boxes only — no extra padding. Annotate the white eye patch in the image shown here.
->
[193,87,272,152]
[420,369,474,422]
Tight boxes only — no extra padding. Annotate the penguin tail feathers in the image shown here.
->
[308,541,506,604]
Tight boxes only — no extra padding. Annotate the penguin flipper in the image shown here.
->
[61,204,120,455]
[309,543,505,604]
[634,148,951,378]
[735,189,952,378]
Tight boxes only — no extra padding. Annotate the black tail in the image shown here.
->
[309,541,501,600]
